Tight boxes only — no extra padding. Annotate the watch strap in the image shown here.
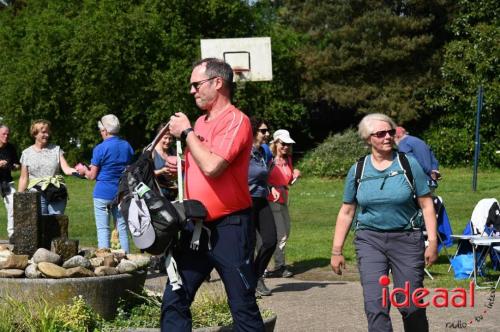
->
[181,128,194,141]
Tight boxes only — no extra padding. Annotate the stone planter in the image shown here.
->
[120,313,277,332]
[0,271,146,320]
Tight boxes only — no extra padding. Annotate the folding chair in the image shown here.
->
[448,199,499,273]
[423,196,453,279]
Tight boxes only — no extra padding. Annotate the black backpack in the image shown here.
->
[117,149,183,255]
[116,124,207,256]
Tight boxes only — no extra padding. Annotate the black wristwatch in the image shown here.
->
[181,128,194,141]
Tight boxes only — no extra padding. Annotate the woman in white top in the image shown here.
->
[18,119,77,215]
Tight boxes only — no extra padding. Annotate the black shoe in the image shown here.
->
[256,277,272,296]
[281,267,293,278]
[265,266,294,278]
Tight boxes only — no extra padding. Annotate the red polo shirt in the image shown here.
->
[185,105,252,221]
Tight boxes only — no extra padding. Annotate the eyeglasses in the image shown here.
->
[257,128,269,134]
[370,129,396,138]
[278,141,292,147]
[189,77,217,91]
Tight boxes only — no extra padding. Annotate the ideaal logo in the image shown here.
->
[378,275,496,329]
[379,275,475,308]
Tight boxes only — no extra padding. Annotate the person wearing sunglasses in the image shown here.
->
[264,129,300,279]
[330,113,438,332]
[248,117,279,296]
[166,58,265,331]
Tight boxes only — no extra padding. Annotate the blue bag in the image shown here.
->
[451,253,474,279]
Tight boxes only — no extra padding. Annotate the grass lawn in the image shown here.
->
[0,167,498,288]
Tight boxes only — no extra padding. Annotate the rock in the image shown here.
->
[0,248,12,266]
[65,266,95,278]
[111,249,126,259]
[12,192,40,256]
[25,263,42,278]
[126,254,151,270]
[38,262,67,279]
[116,259,138,274]
[79,248,96,259]
[32,248,62,265]
[95,248,112,257]
[103,255,117,267]
[40,215,69,249]
[94,266,119,276]
[90,257,104,268]
[1,254,29,270]
[0,269,25,278]
[51,238,79,262]
[63,256,92,269]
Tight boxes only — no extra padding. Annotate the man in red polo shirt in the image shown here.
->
[163,58,264,332]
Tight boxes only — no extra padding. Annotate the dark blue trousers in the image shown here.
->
[161,209,265,332]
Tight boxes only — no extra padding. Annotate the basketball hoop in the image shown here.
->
[233,66,250,82]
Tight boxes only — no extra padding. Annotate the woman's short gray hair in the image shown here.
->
[358,113,396,140]
[98,114,120,135]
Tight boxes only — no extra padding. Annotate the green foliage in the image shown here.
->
[0,296,97,332]
[0,0,257,161]
[425,0,499,167]
[53,295,100,332]
[191,283,233,329]
[297,129,368,178]
[100,292,162,329]
[279,0,451,124]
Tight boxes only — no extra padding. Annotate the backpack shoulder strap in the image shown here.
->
[396,151,414,191]
[354,155,368,192]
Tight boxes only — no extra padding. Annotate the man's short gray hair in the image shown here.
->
[358,113,396,140]
[98,114,120,135]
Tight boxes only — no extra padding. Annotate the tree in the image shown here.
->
[0,0,257,162]
[425,0,499,166]
[277,0,451,132]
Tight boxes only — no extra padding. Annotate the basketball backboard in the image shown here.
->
[200,37,272,82]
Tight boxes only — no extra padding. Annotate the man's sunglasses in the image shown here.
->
[257,128,269,134]
[371,129,396,138]
[189,77,217,91]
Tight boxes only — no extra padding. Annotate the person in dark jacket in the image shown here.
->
[248,117,279,296]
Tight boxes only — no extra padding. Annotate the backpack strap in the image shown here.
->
[396,151,414,191]
[354,155,368,193]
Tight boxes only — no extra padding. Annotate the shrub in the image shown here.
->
[298,129,368,178]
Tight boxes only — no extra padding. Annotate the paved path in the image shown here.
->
[146,273,499,331]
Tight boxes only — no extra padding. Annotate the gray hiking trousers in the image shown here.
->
[354,229,429,332]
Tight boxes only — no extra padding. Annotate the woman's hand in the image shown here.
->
[331,254,345,275]
[292,168,301,179]
[165,156,178,174]
[425,239,438,266]
[75,163,87,176]
[271,187,280,202]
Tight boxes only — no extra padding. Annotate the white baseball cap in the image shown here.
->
[273,129,295,144]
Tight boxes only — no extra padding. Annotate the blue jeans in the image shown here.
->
[33,189,67,215]
[93,198,130,253]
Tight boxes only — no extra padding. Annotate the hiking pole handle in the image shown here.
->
[176,140,184,202]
